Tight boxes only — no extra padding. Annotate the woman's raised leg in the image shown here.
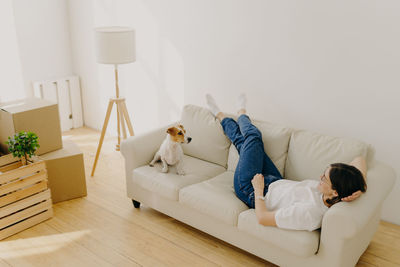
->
[220,118,245,152]
[233,116,282,207]
[234,98,282,207]
[237,108,282,179]
[205,94,281,208]
[206,94,245,151]
[237,114,262,140]
[233,133,265,208]
[232,97,266,207]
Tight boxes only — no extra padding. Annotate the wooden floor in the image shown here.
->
[0,127,399,267]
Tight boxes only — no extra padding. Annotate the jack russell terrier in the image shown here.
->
[149,124,192,175]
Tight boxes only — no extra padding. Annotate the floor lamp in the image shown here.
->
[91,26,136,176]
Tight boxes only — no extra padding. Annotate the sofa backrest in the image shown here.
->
[227,120,293,177]
[180,104,370,181]
[180,105,231,167]
[285,130,369,181]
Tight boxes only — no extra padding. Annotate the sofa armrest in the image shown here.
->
[120,123,174,175]
[321,160,396,239]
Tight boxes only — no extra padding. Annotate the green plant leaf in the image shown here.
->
[6,131,40,160]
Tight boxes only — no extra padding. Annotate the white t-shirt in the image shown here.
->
[265,179,329,231]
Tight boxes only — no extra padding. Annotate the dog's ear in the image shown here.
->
[167,127,177,135]
[178,124,186,133]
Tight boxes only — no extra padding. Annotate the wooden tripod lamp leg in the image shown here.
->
[115,64,121,151]
[91,100,114,177]
[118,102,127,139]
[116,104,121,151]
[120,100,135,136]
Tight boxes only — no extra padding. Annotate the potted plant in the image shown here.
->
[5,131,40,165]
[0,131,52,240]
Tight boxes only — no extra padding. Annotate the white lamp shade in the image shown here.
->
[95,26,136,64]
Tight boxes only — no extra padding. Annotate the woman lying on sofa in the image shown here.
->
[206,94,367,231]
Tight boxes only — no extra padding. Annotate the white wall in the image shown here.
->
[69,0,400,224]
[0,0,25,102]
[67,0,100,132]
[13,0,73,97]
[68,0,184,135]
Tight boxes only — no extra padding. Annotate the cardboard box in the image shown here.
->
[0,98,62,155]
[39,140,87,203]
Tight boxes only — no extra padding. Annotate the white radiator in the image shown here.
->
[33,75,83,132]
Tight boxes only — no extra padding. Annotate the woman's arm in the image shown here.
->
[342,156,367,202]
[251,174,277,226]
[349,156,367,180]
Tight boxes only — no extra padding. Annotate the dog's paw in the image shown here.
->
[149,163,154,167]
[177,170,185,175]
[161,167,168,173]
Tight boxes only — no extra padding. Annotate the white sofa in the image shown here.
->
[120,105,396,267]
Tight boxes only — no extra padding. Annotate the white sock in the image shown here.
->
[206,94,221,116]
[236,93,247,111]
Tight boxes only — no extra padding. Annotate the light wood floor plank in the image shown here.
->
[85,188,271,267]
[0,258,11,267]
[362,239,400,265]
[82,160,271,266]
[44,215,140,267]
[356,260,377,267]
[0,221,113,267]
[1,127,397,267]
[359,251,399,267]
[53,199,218,267]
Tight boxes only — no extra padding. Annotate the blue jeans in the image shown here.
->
[221,115,283,208]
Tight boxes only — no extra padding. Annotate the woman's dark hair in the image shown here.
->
[326,163,367,206]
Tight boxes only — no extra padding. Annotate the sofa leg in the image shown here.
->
[132,199,141,208]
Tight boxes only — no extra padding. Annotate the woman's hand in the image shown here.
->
[251,174,264,195]
[251,173,277,226]
[342,190,362,202]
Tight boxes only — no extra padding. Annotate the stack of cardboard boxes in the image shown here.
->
[0,98,87,203]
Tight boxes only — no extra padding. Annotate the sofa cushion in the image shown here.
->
[180,105,231,168]
[132,155,226,201]
[238,209,320,257]
[179,171,248,226]
[285,130,369,181]
[227,120,292,177]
